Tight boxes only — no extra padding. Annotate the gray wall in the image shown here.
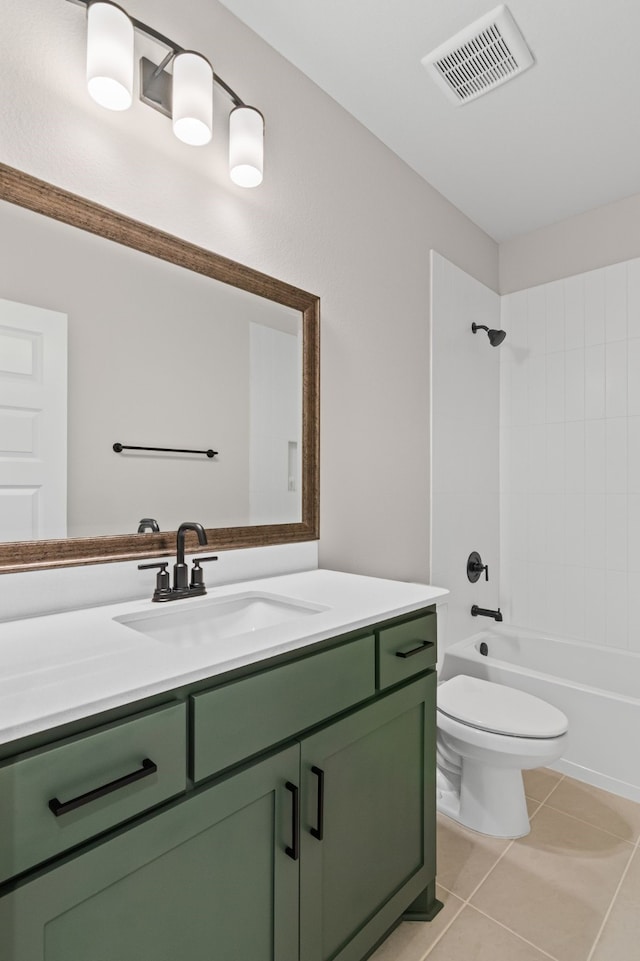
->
[500,191,640,293]
[1,0,498,584]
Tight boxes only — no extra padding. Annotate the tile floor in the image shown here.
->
[370,769,640,961]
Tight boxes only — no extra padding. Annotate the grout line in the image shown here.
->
[462,836,516,903]
[434,832,517,914]
[437,800,550,911]
[526,798,543,820]
[585,836,639,961]
[537,772,565,804]
[423,832,519,959]
[417,896,465,961]
[467,903,562,961]
[524,770,565,804]
[433,881,456,898]
[540,800,639,845]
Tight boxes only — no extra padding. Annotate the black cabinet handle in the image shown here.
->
[48,758,157,817]
[310,766,324,841]
[395,640,435,659]
[285,781,299,861]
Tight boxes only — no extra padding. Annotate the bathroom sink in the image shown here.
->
[115,592,328,648]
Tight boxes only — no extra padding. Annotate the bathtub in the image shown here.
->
[440,629,640,803]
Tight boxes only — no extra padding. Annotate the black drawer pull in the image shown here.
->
[310,766,324,841]
[395,640,435,659]
[285,781,300,861]
[48,758,157,817]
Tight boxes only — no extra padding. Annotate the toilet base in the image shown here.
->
[435,676,569,839]
[437,760,531,839]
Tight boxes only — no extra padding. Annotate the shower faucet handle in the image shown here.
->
[467,551,489,583]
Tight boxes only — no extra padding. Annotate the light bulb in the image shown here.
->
[86,1,134,111]
[229,106,264,187]
[172,52,213,146]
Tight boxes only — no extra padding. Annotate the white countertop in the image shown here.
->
[0,568,447,747]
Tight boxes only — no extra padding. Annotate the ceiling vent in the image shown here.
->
[422,4,534,105]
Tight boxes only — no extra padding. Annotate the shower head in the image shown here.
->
[471,323,506,347]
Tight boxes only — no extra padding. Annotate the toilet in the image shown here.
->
[436,674,569,838]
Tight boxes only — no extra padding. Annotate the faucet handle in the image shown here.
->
[190,555,218,589]
[138,562,172,600]
[467,551,489,583]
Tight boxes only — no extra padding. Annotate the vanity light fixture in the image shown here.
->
[172,51,214,146]
[229,105,265,187]
[86,0,134,110]
[73,0,264,186]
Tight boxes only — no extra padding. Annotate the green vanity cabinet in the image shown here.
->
[0,605,439,961]
[0,744,300,961]
[191,632,376,781]
[299,675,436,961]
[0,702,187,885]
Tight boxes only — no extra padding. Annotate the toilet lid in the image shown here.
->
[437,675,568,738]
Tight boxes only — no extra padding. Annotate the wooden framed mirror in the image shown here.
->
[0,163,319,572]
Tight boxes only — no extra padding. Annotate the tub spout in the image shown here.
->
[471,605,503,622]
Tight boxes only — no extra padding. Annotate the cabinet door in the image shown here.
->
[0,745,299,961]
[300,674,436,961]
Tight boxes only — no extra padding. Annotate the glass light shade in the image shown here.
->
[229,106,264,187]
[86,1,134,111]
[172,52,213,146]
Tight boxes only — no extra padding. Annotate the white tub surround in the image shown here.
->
[441,629,640,803]
[0,568,447,745]
[500,257,640,651]
[430,252,501,650]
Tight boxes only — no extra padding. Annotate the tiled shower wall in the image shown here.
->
[431,252,501,650]
[500,258,640,651]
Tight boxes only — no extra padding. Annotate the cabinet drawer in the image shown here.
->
[191,634,376,782]
[0,702,186,884]
[377,610,436,689]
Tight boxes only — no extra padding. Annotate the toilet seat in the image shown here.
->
[438,675,568,739]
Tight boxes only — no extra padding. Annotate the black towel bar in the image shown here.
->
[113,443,217,458]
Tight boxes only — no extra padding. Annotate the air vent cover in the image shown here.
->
[422,4,534,105]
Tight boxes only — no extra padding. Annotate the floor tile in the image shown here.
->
[368,887,463,961]
[544,776,640,842]
[469,805,634,961]
[436,813,510,900]
[424,905,554,961]
[523,767,563,803]
[590,845,640,960]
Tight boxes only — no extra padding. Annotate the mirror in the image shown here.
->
[0,163,319,572]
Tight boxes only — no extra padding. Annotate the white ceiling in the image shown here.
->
[218,0,640,242]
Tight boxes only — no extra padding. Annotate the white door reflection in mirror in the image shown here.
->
[0,298,67,540]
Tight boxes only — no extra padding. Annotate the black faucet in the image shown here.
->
[138,521,218,602]
[471,605,503,622]
[174,522,208,591]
